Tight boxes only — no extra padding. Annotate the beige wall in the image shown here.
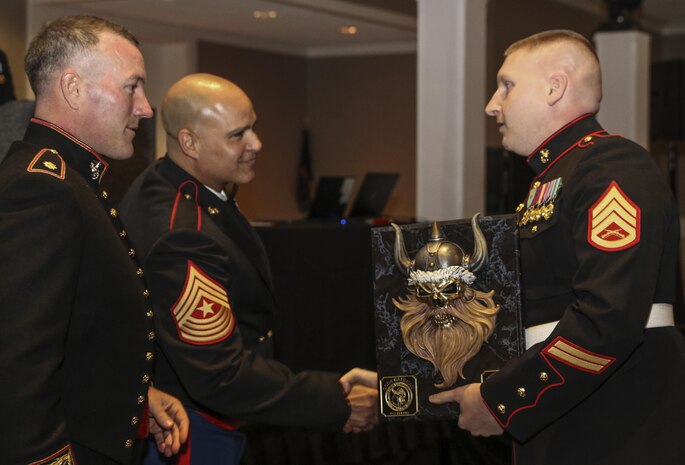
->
[0,1,28,99]
[197,41,416,221]
[198,41,309,221]
[653,34,685,62]
[307,53,416,220]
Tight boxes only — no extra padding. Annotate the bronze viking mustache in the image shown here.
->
[391,215,500,389]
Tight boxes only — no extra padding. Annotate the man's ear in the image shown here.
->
[547,72,568,105]
[178,128,200,160]
[60,71,81,110]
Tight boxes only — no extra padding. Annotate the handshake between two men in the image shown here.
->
[339,368,380,433]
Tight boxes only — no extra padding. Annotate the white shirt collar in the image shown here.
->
[203,185,228,202]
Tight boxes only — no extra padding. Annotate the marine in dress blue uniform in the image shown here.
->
[0,119,155,464]
[119,156,352,464]
[479,114,685,464]
[429,30,685,465]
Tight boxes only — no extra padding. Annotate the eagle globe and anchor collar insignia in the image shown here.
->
[517,177,563,227]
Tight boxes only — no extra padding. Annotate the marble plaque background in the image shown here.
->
[372,214,524,421]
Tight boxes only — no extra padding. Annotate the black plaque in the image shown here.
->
[372,214,524,421]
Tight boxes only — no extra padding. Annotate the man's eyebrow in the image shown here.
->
[129,74,146,85]
[227,124,251,137]
[228,119,257,137]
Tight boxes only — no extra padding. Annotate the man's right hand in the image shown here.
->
[340,368,379,433]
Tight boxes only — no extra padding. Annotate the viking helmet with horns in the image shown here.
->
[391,214,487,309]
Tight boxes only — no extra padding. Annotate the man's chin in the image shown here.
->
[104,147,135,161]
[501,140,526,157]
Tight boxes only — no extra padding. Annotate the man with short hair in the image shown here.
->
[431,30,685,464]
[120,73,378,464]
[0,15,188,464]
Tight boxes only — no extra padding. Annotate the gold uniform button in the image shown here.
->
[131,416,140,426]
[207,206,220,215]
[497,404,506,414]
[258,329,274,342]
[184,193,192,200]
[119,230,127,239]
[142,374,151,384]
[146,352,154,361]
[128,248,136,257]
[148,331,155,341]
[143,289,150,298]
[531,225,538,233]
[517,387,526,398]
[110,208,118,218]
[146,309,154,319]
[138,395,146,404]
[539,372,549,382]
[101,191,109,199]
[125,439,133,448]
[532,181,541,189]
[584,136,593,143]
[136,268,144,278]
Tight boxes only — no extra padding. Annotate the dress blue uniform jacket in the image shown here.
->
[481,115,685,464]
[0,119,155,464]
[119,156,350,462]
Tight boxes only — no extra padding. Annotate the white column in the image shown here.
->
[594,30,651,149]
[139,43,197,158]
[416,0,487,222]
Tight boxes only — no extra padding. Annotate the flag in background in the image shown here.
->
[296,127,313,213]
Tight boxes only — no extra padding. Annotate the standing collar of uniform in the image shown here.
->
[158,155,234,209]
[24,118,109,186]
[526,114,606,176]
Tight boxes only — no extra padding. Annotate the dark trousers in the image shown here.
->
[142,409,245,465]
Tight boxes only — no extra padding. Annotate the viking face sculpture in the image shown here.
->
[391,214,500,388]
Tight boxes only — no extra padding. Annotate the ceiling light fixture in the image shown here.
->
[338,26,358,35]
[253,10,278,19]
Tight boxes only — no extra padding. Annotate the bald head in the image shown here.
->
[161,73,262,190]
[162,73,250,144]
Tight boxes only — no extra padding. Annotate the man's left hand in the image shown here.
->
[148,386,190,457]
[429,383,503,436]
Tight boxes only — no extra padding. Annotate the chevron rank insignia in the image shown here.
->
[542,337,615,374]
[27,149,66,180]
[588,181,640,251]
[170,260,235,345]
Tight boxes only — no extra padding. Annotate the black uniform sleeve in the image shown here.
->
[144,229,351,428]
[0,175,82,462]
[481,143,677,441]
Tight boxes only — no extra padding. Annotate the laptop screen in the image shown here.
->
[307,176,356,220]
[348,172,399,218]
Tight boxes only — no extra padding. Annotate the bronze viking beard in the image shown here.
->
[393,289,499,389]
